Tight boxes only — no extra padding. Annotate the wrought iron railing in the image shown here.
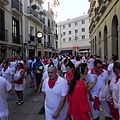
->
[11,0,23,13]
[12,33,22,44]
[0,28,8,41]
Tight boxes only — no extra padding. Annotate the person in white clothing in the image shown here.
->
[0,76,15,120]
[109,60,120,119]
[87,55,94,70]
[86,59,112,120]
[1,62,14,83]
[107,55,117,80]
[42,66,68,120]
[12,63,25,105]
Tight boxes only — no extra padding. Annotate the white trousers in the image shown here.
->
[90,100,112,119]
[45,111,67,120]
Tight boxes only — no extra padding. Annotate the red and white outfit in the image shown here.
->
[14,69,25,91]
[42,76,68,120]
[1,67,13,83]
[0,76,12,120]
[109,76,120,119]
[64,72,74,84]
[86,69,111,119]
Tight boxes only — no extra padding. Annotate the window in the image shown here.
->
[69,31,71,34]
[48,19,50,27]
[75,29,78,33]
[69,37,71,41]
[75,22,78,26]
[82,28,85,32]
[0,9,5,41]
[63,38,65,42]
[12,17,20,43]
[63,32,65,35]
[82,35,85,39]
[68,24,71,27]
[82,20,85,24]
[63,25,65,29]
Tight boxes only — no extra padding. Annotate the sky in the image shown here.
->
[57,0,90,22]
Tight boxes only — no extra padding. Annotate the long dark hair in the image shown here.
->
[69,63,87,95]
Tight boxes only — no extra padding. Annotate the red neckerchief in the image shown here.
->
[91,68,103,76]
[48,76,58,89]
[3,66,8,72]
[115,76,120,83]
[66,72,74,83]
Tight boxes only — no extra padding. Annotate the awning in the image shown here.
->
[59,50,72,54]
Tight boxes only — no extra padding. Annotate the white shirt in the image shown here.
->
[42,76,68,114]
[109,77,120,110]
[107,63,115,80]
[61,64,67,73]
[1,67,13,83]
[86,70,109,98]
[0,76,12,117]
[87,58,94,70]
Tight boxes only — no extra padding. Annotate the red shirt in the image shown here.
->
[65,72,74,84]
[68,81,91,120]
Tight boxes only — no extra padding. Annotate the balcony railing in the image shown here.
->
[0,0,9,5]
[0,28,8,41]
[27,6,43,23]
[12,33,22,44]
[48,27,52,34]
[43,25,48,33]
[98,0,106,13]
[44,42,49,47]
[29,35,35,41]
[11,0,23,14]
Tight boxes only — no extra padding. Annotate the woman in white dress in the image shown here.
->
[12,63,25,105]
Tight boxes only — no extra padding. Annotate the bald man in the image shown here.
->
[42,66,68,120]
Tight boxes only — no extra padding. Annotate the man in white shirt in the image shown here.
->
[107,55,117,80]
[42,66,68,120]
[87,55,94,70]
[1,62,14,83]
[86,59,112,120]
[0,76,15,120]
[109,60,120,119]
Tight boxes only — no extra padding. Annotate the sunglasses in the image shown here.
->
[96,66,102,69]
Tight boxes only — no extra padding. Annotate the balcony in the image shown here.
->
[0,28,8,41]
[27,6,44,25]
[29,34,35,41]
[0,0,9,5]
[94,7,101,21]
[44,42,49,47]
[43,25,48,34]
[90,0,96,7]
[11,0,23,16]
[98,0,106,14]
[12,33,22,44]
[48,27,52,34]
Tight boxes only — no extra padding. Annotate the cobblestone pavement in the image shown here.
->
[8,75,105,120]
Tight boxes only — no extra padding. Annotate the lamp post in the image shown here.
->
[75,34,78,56]
[36,31,43,57]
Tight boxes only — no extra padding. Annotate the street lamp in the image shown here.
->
[36,31,43,57]
[37,32,43,38]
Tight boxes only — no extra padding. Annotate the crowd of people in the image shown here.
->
[0,54,120,120]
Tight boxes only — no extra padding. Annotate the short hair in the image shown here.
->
[114,61,120,69]
[65,62,74,69]
[94,59,102,66]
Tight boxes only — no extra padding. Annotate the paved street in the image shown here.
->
[8,75,45,120]
[8,75,104,120]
